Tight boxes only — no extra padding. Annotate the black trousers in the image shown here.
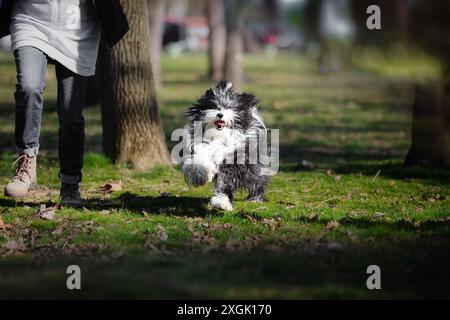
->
[14,46,88,184]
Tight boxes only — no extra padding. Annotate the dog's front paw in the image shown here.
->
[210,194,233,211]
[182,155,217,186]
[182,163,210,186]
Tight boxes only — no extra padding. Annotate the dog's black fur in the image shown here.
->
[186,81,269,205]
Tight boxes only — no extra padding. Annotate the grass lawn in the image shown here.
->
[0,52,449,299]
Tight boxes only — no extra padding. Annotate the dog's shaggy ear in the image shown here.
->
[194,88,216,108]
[215,80,233,93]
[237,92,260,110]
[201,88,216,101]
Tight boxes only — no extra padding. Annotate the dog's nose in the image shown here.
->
[217,113,223,119]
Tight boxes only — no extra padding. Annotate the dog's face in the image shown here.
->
[187,81,260,137]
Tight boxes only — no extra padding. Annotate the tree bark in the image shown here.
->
[98,0,171,170]
[405,80,450,168]
[224,0,244,91]
[147,0,166,90]
[207,0,226,81]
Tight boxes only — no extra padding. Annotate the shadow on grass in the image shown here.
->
[0,193,211,218]
[88,192,212,217]
[280,141,450,184]
[335,162,450,183]
[0,235,449,299]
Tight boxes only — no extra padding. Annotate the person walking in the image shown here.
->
[0,0,129,206]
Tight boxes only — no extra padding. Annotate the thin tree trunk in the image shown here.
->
[187,0,208,16]
[405,79,450,168]
[263,0,281,32]
[224,0,244,91]
[207,0,226,81]
[389,0,410,42]
[243,27,261,53]
[98,0,171,170]
[147,0,166,90]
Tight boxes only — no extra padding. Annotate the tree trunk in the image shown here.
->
[405,0,450,168]
[405,79,450,168]
[147,0,166,90]
[224,0,244,91]
[263,0,281,31]
[188,0,208,16]
[207,0,226,81]
[392,0,410,41]
[98,0,171,170]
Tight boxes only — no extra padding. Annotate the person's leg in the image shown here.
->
[14,46,48,156]
[55,62,89,205]
[4,46,48,198]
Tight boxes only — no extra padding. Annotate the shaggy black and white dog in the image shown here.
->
[181,81,269,211]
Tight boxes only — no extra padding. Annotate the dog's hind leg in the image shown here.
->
[246,178,268,203]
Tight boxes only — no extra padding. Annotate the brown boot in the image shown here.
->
[4,154,37,198]
[60,183,82,207]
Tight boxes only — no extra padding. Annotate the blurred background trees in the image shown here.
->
[207,0,226,81]
[92,0,450,167]
[147,0,167,89]
[223,0,245,91]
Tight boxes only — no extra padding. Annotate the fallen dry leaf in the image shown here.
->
[99,181,123,193]
[372,212,385,219]
[3,239,26,252]
[37,204,56,220]
[326,220,340,230]
[262,218,279,229]
[0,215,12,230]
[51,227,64,235]
[156,224,168,242]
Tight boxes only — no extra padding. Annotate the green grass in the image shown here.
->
[0,52,449,299]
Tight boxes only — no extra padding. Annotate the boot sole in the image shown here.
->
[60,200,83,208]
[4,182,37,199]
